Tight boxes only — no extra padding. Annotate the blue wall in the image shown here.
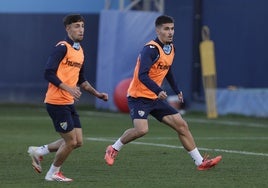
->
[202,0,268,88]
[0,0,267,110]
[0,0,129,13]
[165,0,268,96]
[164,0,195,102]
[95,10,160,110]
[0,14,99,104]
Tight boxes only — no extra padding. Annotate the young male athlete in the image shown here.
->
[27,14,108,182]
[104,15,222,170]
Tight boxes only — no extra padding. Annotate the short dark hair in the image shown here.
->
[63,14,85,27]
[155,15,174,27]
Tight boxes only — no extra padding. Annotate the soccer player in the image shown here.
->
[27,14,108,182]
[104,15,222,170]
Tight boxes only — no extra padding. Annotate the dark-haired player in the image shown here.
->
[28,14,108,182]
[104,15,222,170]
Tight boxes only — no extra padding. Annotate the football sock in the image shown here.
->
[37,145,50,156]
[188,148,203,166]
[47,164,60,176]
[112,138,124,151]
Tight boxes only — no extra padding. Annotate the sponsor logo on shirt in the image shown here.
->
[157,63,170,70]
[64,58,82,68]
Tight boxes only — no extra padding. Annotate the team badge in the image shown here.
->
[138,110,145,117]
[163,44,171,54]
[73,42,80,50]
[60,122,68,130]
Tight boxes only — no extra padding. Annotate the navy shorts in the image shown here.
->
[127,97,178,122]
[46,103,81,133]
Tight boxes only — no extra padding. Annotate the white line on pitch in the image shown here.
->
[138,136,268,140]
[86,137,268,157]
[1,111,267,128]
[186,118,267,128]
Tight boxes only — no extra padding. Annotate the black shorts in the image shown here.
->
[46,103,81,133]
[127,97,178,122]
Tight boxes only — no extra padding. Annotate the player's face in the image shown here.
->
[156,23,174,44]
[66,21,84,42]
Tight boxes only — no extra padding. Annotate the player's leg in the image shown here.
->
[162,113,222,170]
[163,113,196,151]
[72,105,83,149]
[45,129,77,182]
[73,127,83,148]
[104,97,150,166]
[44,104,81,181]
[120,119,149,144]
[105,119,149,166]
[44,128,82,181]
[47,139,64,152]
[53,130,78,167]
[44,128,82,153]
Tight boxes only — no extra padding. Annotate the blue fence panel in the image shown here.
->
[202,0,268,88]
[0,14,99,104]
[95,10,160,111]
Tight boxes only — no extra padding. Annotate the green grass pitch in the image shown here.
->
[0,104,267,188]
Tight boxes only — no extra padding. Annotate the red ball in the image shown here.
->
[113,78,132,113]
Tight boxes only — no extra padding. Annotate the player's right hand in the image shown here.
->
[178,91,184,103]
[69,86,82,101]
[158,91,167,100]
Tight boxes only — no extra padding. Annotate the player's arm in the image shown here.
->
[165,69,180,94]
[44,44,66,87]
[44,44,82,100]
[79,74,108,101]
[138,45,163,95]
[166,69,184,102]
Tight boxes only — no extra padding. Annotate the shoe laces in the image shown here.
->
[109,148,118,159]
[203,153,212,165]
[202,153,210,162]
[201,153,214,168]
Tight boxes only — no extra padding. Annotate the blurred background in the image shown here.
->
[0,0,267,117]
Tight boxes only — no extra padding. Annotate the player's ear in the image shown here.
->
[65,25,71,32]
[155,26,160,35]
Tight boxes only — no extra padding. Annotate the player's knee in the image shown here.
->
[75,140,83,148]
[136,127,148,136]
[66,139,78,149]
[176,120,189,134]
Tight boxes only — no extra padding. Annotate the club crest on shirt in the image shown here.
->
[138,110,145,117]
[163,45,171,54]
[60,122,68,130]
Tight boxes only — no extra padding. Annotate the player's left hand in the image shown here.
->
[98,93,108,101]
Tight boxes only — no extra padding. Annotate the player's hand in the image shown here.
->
[158,91,167,100]
[60,83,81,101]
[178,91,184,103]
[97,92,108,101]
[70,86,82,101]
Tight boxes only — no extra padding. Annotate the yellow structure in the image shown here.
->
[199,26,218,118]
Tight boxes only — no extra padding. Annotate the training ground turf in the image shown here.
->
[0,104,267,188]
